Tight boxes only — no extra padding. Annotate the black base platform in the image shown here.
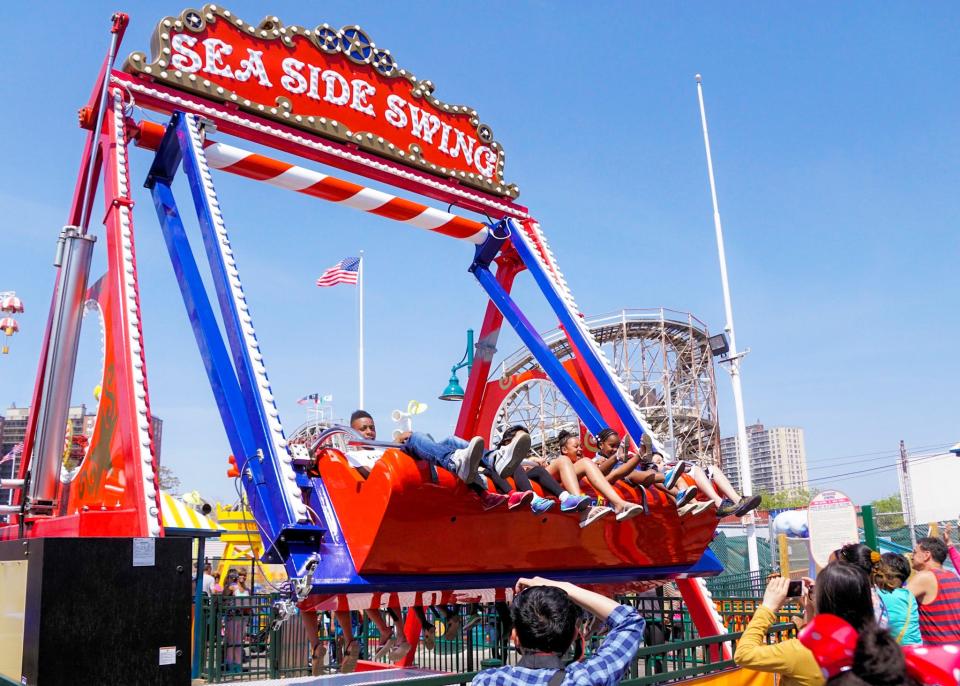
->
[0,536,192,686]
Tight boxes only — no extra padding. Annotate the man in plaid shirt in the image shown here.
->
[473,577,645,686]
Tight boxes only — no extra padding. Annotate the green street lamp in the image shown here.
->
[439,329,474,401]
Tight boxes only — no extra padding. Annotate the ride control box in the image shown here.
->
[0,536,191,686]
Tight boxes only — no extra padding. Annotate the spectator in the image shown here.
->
[472,577,645,686]
[222,568,250,673]
[907,537,960,645]
[834,543,888,627]
[941,522,960,571]
[201,562,215,595]
[736,563,878,686]
[873,552,921,645]
[799,618,916,686]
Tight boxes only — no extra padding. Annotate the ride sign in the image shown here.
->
[124,5,517,197]
[807,489,860,570]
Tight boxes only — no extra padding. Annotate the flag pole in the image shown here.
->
[358,251,365,410]
[695,73,758,573]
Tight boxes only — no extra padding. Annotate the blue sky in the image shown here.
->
[0,2,957,506]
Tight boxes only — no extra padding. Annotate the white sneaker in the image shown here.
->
[494,432,531,478]
[451,437,485,484]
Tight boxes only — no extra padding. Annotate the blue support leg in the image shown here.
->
[148,179,257,460]
[471,265,607,432]
[146,114,322,575]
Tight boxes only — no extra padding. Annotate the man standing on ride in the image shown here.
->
[907,536,960,644]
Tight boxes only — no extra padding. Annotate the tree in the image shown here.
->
[158,465,181,495]
[871,493,905,529]
[758,488,817,510]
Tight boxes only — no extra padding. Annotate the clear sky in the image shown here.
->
[0,2,957,506]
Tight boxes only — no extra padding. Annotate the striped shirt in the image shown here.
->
[918,567,960,645]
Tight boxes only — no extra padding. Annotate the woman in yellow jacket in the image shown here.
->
[735,563,877,686]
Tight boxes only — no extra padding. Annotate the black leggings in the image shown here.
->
[480,465,565,498]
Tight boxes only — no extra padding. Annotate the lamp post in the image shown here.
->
[696,74,759,573]
[439,329,474,401]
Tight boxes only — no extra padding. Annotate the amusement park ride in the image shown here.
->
[1,5,730,680]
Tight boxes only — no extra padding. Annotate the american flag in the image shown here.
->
[0,442,23,465]
[316,256,361,287]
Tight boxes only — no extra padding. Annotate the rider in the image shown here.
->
[347,410,487,485]
[650,452,761,517]
[592,429,700,514]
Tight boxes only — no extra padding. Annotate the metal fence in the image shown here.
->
[197,591,791,683]
[704,568,775,598]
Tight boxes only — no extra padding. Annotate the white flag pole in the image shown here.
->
[696,73,758,573]
[358,252,365,410]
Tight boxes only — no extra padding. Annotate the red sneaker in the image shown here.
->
[507,491,535,510]
[479,491,509,511]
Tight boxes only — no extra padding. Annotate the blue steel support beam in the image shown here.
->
[507,219,649,443]
[471,264,607,432]
[147,156,256,460]
[176,120,281,486]
[147,114,321,572]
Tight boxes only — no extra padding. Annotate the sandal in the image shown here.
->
[615,503,645,521]
[388,639,412,662]
[340,639,359,674]
[373,632,396,661]
[311,642,327,676]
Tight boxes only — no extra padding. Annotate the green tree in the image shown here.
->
[758,488,817,510]
[871,493,905,529]
[158,465,181,495]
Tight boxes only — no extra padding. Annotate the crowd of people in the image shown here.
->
[291,411,960,683]
[296,410,765,675]
[735,536,960,686]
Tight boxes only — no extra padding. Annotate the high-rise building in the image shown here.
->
[0,404,163,508]
[720,423,808,495]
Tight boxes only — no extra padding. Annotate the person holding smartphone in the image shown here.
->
[472,577,645,686]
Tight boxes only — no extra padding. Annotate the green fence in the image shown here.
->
[197,588,792,683]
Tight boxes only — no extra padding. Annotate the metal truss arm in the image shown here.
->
[470,227,606,432]
[507,219,653,445]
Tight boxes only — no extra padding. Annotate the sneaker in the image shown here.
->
[443,614,461,639]
[717,498,740,517]
[478,490,509,510]
[733,494,762,517]
[494,432,531,477]
[676,486,698,508]
[531,495,555,514]
[663,461,687,490]
[560,492,591,512]
[615,503,646,521]
[508,491,535,510]
[451,437,485,484]
[579,505,613,528]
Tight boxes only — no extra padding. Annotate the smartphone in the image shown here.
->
[787,580,803,597]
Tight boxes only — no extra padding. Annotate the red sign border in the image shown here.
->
[123,5,518,198]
